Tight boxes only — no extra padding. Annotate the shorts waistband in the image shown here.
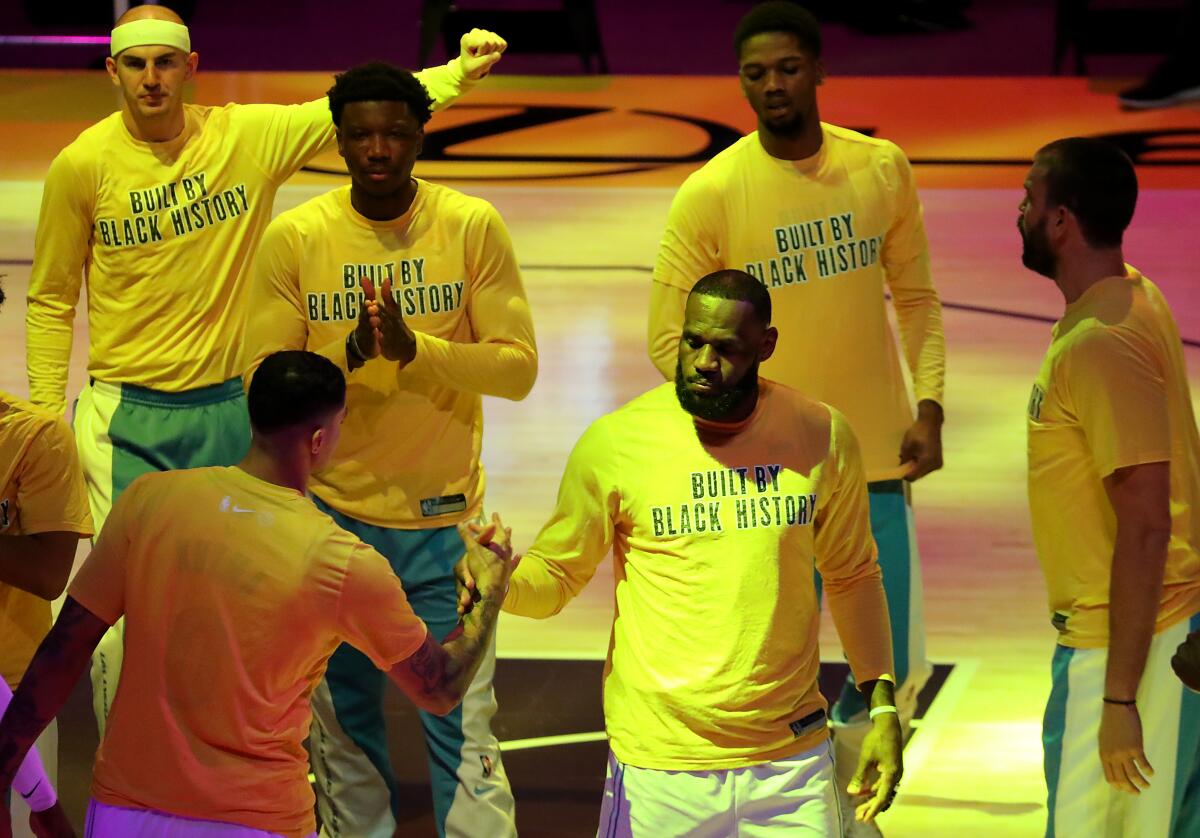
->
[89,377,245,407]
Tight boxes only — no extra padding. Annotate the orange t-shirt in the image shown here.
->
[68,466,427,837]
[0,391,92,688]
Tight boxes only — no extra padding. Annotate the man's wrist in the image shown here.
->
[916,399,944,424]
[346,330,368,370]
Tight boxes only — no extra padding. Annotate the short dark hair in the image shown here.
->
[1035,137,1137,249]
[248,351,346,434]
[734,1,821,60]
[327,61,434,128]
[690,269,772,325]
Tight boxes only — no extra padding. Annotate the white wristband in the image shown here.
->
[869,704,899,720]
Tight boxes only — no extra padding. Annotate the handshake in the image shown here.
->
[455,513,521,615]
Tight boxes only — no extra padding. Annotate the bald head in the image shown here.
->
[115,4,184,26]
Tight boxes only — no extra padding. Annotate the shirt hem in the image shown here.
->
[609,728,829,771]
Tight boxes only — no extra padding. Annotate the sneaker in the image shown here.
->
[1119,58,1200,109]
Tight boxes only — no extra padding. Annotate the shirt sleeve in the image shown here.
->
[233,63,476,184]
[815,411,894,686]
[334,543,429,669]
[504,420,620,618]
[398,204,537,400]
[0,678,57,811]
[415,59,477,113]
[648,172,722,379]
[1066,327,1171,478]
[880,143,945,408]
[15,418,92,536]
[241,217,350,383]
[67,479,142,626]
[27,150,93,414]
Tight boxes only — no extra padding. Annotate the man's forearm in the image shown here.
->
[0,598,105,786]
[1105,526,1169,700]
[390,586,505,714]
[442,587,505,695]
[0,533,77,601]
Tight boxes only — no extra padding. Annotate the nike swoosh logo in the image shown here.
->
[473,785,490,796]
[20,779,41,800]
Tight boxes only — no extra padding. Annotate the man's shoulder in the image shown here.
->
[762,379,835,431]
[823,123,904,158]
[582,383,678,440]
[418,179,500,221]
[0,391,70,446]
[270,187,348,233]
[57,113,125,166]
[682,134,760,189]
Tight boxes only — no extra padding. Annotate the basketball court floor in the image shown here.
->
[1,68,1199,836]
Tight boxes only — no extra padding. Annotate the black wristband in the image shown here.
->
[346,330,367,364]
[1103,697,1137,706]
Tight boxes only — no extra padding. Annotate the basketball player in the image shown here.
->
[1019,137,1200,836]
[243,63,535,837]
[495,270,901,834]
[0,351,519,838]
[644,5,944,819]
[24,3,507,732]
[0,279,90,838]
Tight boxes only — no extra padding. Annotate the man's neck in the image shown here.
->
[122,107,186,143]
[351,179,418,222]
[757,114,823,161]
[236,443,309,494]
[1054,249,1127,306]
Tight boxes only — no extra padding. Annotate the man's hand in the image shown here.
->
[29,801,75,838]
[848,713,903,823]
[1173,631,1200,692]
[900,399,944,482]
[456,513,519,604]
[348,277,383,370]
[459,29,507,80]
[373,278,417,366]
[1099,702,1153,794]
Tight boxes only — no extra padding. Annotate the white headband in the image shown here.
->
[110,19,191,57]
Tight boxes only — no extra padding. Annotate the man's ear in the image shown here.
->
[311,426,326,457]
[815,59,826,86]
[760,326,779,363]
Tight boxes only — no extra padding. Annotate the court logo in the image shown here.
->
[305,104,746,182]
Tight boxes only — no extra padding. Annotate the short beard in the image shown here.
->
[674,361,759,422]
[760,111,807,141]
[1020,217,1057,279]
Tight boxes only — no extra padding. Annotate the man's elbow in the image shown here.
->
[499,353,538,402]
[35,572,70,601]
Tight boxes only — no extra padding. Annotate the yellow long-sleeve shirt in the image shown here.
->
[505,381,893,769]
[26,62,472,415]
[243,182,536,527]
[648,124,945,482]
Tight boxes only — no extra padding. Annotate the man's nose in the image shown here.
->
[694,345,718,371]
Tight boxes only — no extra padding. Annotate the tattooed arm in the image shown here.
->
[0,598,109,791]
[387,516,516,715]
